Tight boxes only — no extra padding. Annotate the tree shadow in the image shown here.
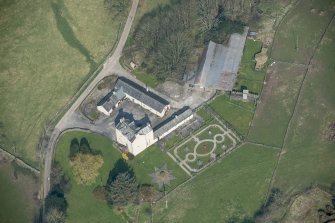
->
[107,159,135,184]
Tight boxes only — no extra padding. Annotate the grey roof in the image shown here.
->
[154,107,193,138]
[97,87,125,111]
[195,27,248,91]
[115,77,169,113]
[116,120,152,142]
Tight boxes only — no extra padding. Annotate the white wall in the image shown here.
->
[97,105,112,116]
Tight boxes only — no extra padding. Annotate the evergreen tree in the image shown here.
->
[107,172,139,208]
[79,137,91,154]
[69,138,79,159]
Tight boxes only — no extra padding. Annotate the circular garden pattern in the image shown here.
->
[196,141,215,155]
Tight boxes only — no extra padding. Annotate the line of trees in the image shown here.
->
[125,0,253,81]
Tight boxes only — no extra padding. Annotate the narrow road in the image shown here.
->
[43,0,139,198]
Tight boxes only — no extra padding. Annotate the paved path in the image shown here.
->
[43,0,139,199]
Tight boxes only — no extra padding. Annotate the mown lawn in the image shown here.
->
[271,0,335,64]
[247,62,306,147]
[209,95,255,136]
[236,39,266,93]
[128,144,190,192]
[154,143,279,222]
[0,0,127,165]
[273,16,335,197]
[55,132,124,223]
[55,131,188,222]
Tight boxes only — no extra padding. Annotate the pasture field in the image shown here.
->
[55,131,188,222]
[271,0,335,64]
[247,62,306,147]
[236,39,266,93]
[0,0,126,165]
[209,95,255,136]
[154,143,279,222]
[0,159,39,223]
[273,17,335,198]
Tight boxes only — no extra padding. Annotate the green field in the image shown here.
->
[0,161,39,223]
[271,0,335,64]
[247,62,306,147]
[273,15,335,198]
[209,95,255,136]
[236,39,266,93]
[0,0,126,165]
[154,143,279,222]
[55,131,188,222]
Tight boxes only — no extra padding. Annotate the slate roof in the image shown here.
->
[115,77,169,113]
[116,119,152,142]
[97,87,125,112]
[154,107,193,138]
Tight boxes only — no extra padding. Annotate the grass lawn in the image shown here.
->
[163,134,183,149]
[196,107,213,123]
[55,131,189,222]
[175,139,197,160]
[273,17,335,198]
[209,95,255,136]
[0,0,127,165]
[271,0,335,64]
[128,144,190,192]
[55,131,124,223]
[197,125,224,141]
[132,70,161,88]
[236,39,266,93]
[247,62,306,147]
[154,143,279,222]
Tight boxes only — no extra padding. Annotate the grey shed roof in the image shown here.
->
[97,88,126,112]
[154,107,193,138]
[116,120,152,142]
[195,27,248,91]
[115,77,169,113]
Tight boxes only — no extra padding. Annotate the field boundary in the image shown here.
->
[0,147,40,174]
[264,11,335,202]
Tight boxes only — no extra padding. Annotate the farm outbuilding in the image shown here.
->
[195,28,248,91]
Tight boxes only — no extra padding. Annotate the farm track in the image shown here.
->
[42,0,140,199]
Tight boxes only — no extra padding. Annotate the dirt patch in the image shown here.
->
[283,187,333,223]
[322,121,335,143]
[255,47,268,70]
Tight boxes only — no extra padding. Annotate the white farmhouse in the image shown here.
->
[116,119,157,156]
[116,107,194,156]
